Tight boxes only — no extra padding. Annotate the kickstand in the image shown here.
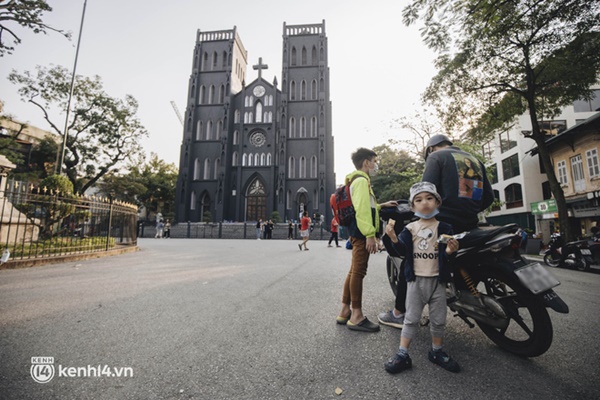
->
[454,311,474,328]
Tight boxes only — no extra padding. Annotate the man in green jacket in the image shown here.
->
[336,148,397,332]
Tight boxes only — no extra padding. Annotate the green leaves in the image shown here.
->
[0,0,70,56]
[8,65,149,193]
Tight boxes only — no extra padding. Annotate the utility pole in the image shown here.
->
[56,0,88,175]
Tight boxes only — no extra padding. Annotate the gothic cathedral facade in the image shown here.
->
[175,21,336,223]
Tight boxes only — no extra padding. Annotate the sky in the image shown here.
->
[0,0,437,184]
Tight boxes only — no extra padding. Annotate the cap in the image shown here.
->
[409,181,442,205]
[424,134,453,160]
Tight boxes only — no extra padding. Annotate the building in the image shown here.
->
[540,111,600,237]
[0,101,60,174]
[484,86,600,241]
[175,21,336,223]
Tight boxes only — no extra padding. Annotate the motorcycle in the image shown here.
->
[380,201,569,357]
[543,234,593,272]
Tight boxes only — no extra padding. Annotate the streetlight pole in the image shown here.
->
[56,0,88,175]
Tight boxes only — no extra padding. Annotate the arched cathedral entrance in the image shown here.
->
[245,178,267,221]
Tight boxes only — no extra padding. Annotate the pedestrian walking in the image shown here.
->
[328,217,340,247]
[298,212,311,251]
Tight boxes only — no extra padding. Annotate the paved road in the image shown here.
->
[1,239,599,399]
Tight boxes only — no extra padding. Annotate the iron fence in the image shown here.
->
[0,180,138,264]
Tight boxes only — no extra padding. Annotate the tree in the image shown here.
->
[371,142,422,201]
[97,153,178,220]
[0,0,70,56]
[8,65,148,193]
[403,0,600,241]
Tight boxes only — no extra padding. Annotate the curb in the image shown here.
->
[0,245,140,270]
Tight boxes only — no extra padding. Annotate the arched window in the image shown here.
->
[212,51,218,69]
[286,190,291,209]
[234,110,240,123]
[248,112,253,123]
[215,120,222,140]
[218,85,225,103]
[311,80,317,100]
[299,156,306,178]
[190,191,197,210]
[311,116,317,137]
[290,81,296,101]
[320,47,324,61]
[202,52,208,71]
[232,151,238,166]
[312,46,317,65]
[302,46,307,65]
[233,130,239,145]
[247,153,253,166]
[222,51,227,68]
[301,80,307,100]
[203,158,211,180]
[196,121,203,141]
[214,158,220,179]
[199,85,205,104]
[255,102,263,123]
[194,158,201,180]
[299,117,306,137]
[266,153,272,165]
[504,184,523,209]
[288,156,295,178]
[200,192,210,221]
[205,120,212,140]
[260,153,266,166]
[289,117,296,138]
[311,156,317,178]
[208,85,215,104]
[291,46,297,66]
[242,153,247,166]
[254,153,259,166]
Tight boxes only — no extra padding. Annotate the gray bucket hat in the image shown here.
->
[409,181,442,205]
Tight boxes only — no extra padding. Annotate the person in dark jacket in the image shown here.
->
[379,134,494,330]
[421,134,494,233]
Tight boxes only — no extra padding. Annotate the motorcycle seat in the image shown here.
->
[458,223,519,249]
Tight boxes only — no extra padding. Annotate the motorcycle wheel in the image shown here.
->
[543,253,560,268]
[575,257,590,272]
[386,255,399,298]
[470,264,553,357]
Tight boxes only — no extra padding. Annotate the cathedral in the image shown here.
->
[175,21,336,223]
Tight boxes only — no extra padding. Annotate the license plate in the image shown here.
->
[514,263,560,294]
[581,249,592,255]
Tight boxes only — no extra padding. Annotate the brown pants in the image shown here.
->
[341,237,370,309]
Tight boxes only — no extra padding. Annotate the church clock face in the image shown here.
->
[253,85,266,97]
[250,132,266,147]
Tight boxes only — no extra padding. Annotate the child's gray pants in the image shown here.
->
[400,276,447,340]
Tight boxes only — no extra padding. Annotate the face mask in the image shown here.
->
[414,209,439,220]
[369,162,379,177]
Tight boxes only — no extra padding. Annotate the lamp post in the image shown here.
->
[56,0,88,175]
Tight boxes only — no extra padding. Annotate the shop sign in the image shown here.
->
[531,200,557,215]
[573,207,600,218]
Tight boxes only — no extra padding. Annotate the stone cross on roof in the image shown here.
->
[252,57,268,79]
